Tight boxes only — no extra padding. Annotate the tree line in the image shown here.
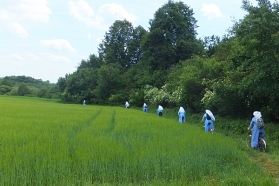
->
[1,0,279,122]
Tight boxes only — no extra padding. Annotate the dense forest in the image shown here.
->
[1,0,279,122]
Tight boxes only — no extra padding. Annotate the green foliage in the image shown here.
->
[0,76,59,98]
[229,0,279,121]
[140,0,203,87]
[95,63,125,103]
[203,35,221,58]
[62,68,98,103]
[108,94,125,106]
[171,56,225,113]
[203,79,247,117]
[0,85,12,94]
[142,1,201,70]
[98,20,146,68]
[17,83,31,96]
[143,84,180,107]
[3,75,52,88]
[77,54,102,70]
[128,89,144,107]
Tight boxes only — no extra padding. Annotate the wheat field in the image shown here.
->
[0,96,276,185]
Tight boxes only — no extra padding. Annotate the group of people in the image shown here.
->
[125,102,186,123]
[125,101,265,148]
[201,109,265,148]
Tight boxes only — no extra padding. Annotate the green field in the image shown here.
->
[0,96,276,185]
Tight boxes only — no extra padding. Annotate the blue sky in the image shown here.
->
[0,0,267,83]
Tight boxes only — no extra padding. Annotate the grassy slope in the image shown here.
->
[144,106,279,185]
[0,96,278,185]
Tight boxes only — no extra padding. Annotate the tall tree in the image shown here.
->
[77,54,102,70]
[203,35,221,58]
[95,63,125,103]
[231,0,279,121]
[98,20,146,68]
[141,1,202,70]
[17,83,30,96]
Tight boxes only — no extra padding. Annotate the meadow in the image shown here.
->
[0,96,277,185]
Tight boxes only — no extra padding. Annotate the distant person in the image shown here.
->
[83,100,86,105]
[143,103,148,112]
[178,107,186,123]
[157,105,163,117]
[247,111,265,148]
[202,110,215,133]
[125,101,130,108]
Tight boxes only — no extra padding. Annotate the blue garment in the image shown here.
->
[203,113,214,132]
[125,102,130,108]
[143,103,148,112]
[250,117,265,148]
[157,109,163,116]
[157,105,163,116]
[178,109,186,123]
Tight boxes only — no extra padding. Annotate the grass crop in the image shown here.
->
[0,95,277,185]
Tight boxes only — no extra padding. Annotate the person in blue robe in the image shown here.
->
[247,111,264,148]
[157,105,163,116]
[178,107,186,123]
[143,103,148,112]
[125,101,130,108]
[202,110,214,132]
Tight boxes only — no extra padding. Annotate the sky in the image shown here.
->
[0,0,270,83]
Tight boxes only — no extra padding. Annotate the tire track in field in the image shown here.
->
[68,109,101,160]
[104,110,135,155]
[71,109,101,134]
[104,110,116,132]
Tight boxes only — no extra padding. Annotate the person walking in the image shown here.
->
[125,101,130,108]
[157,105,163,117]
[178,107,186,123]
[202,110,215,133]
[247,111,265,148]
[143,103,148,112]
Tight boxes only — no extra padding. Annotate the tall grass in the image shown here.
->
[0,96,276,185]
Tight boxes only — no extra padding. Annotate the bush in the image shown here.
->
[0,85,12,94]
[108,94,125,106]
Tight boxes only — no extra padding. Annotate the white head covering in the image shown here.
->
[158,105,163,110]
[205,109,215,121]
[179,107,185,112]
[143,103,147,107]
[253,111,262,119]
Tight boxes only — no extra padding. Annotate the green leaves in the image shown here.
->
[98,20,146,68]
[142,1,202,73]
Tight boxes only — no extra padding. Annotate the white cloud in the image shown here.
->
[9,22,29,38]
[87,33,92,40]
[8,0,51,23]
[69,1,137,30]
[0,0,51,37]
[98,3,137,23]
[202,4,222,20]
[69,0,96,26]
[40,39,77,53]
